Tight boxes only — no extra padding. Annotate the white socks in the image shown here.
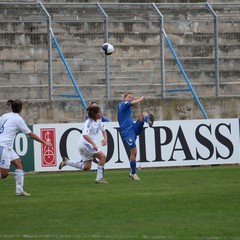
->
[15,169,24,194]
[96,166,104,180]
[66,160,84,170]
[65,160,104,180]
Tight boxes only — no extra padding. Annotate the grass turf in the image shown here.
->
[1,166,240,240]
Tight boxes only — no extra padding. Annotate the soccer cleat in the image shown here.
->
[129,173,140,180]
[16,191,31,196]
[95,178,108,184]
[149,113,154,128]
[59,156,69,170]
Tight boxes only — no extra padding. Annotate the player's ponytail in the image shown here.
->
[7,99,23,113]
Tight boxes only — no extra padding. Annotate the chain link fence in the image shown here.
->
[0,2,240,102]
[213,3,240,96]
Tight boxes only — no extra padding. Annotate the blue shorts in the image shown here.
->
[121,120,144,149]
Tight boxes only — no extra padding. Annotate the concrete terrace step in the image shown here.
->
[52,22,162,33]
[113,89,160,98]
[2,56,240,74]
[1,42,240,61]
[1,81,239,101]
[167,32,240,45]
[0,70,161,85]
[1,68,240,87]
[0,84,162,100]
[165,82,240,97]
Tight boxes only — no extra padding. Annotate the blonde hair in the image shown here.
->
[122,91,132,100]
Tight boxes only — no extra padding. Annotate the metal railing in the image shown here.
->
[0,2,240,104]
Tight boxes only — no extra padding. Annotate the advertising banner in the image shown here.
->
[11,126,34,172]
[33,118,240,172]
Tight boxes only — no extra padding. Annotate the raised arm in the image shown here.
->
[131,96,145,106]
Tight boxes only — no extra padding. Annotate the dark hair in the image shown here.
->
[86,101,98,112]
[7,100,23,113]
[88,106,100,120]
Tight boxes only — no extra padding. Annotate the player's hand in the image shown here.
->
[141,96,145,101]
[101,139,107,146]
[44,141,52,149]
[92,143,98,151]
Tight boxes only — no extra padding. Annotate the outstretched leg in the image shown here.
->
[139,111,154,128]
[59,157,87,170]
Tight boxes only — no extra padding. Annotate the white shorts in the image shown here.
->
[78,142,100,162]
[0,146,19,169]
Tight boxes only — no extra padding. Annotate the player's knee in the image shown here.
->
[82,161,91,171]
[131,148,137,155]
[139,112,147,122]
[12,159,23,169]
[16,161,23,169]
[1,173,8,179]
[130,148,137,159]
[97,156,106,166]
[83,165,91,171]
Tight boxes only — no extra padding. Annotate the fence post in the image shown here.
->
[39,2,53,101]
[97,3,110,99]
[152,3,165,98]
[206,2,219,97]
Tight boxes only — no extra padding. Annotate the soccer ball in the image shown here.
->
[102,43,114,55]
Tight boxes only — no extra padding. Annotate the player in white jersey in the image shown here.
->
[0,100,52,196]
[85,101,110,122]
[59,106,108,183]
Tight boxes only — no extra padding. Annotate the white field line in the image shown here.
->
[1,235,240,240]
[0,235,171,239]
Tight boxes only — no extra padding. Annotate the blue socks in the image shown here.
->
[130,160,136,174]
[144,115,150,123]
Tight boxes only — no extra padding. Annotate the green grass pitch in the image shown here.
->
[1,166,240,240]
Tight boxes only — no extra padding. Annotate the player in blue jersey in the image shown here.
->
[117,92,154,180]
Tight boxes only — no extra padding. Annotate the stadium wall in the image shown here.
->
[1,97,240,125]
